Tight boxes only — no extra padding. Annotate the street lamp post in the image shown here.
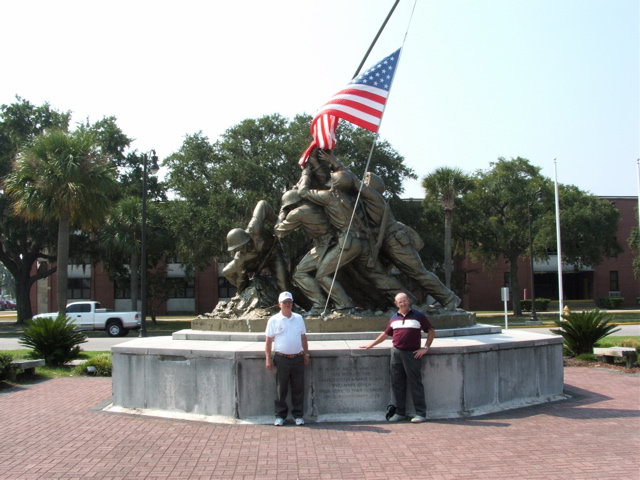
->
[527,188,544,323]
[139,150,159,337]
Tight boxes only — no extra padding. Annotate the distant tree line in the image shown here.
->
[0,97,626,321]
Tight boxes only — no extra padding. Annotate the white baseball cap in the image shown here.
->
[278,291,293,303]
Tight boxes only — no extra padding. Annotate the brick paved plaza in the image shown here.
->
[0,367,638,479]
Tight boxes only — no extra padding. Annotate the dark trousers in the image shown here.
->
[273,355,305,419]
[390,347,427,417]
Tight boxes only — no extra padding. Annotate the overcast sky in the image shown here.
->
[2,0,638,198]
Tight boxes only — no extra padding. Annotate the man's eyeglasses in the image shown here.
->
[281,300,293,305]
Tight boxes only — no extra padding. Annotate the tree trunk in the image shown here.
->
[14,271,34,324]
[56,213,71,317]
[444,210,453,288]
[509,258,522,315]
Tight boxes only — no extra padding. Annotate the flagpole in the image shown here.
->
[353,0,400,79]
[554,159,564,320]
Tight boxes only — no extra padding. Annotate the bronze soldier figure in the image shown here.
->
[223,200,290,295]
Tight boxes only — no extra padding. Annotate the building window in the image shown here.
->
[218,277,237,299]
[609,271,619,292]
[68,279,91,299]
[166,254,182,265]
[168,278,195,299]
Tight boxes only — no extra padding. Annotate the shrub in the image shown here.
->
[19,315,87,366]
[599,297,624,309]
[0,353,13,381]
[551,309,620,356]
[618,338,640,351]
[520,298,550,312]
[576,353,597,362]
[75,353,112,376]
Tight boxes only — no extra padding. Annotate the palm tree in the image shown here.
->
[422,167,473,288]
[99,196,174,315]
[5,129,120,316]
[99,196,142,311]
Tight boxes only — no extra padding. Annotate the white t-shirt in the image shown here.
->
[265,312,306,355]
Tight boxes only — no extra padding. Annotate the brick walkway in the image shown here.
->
[0,367,638,479]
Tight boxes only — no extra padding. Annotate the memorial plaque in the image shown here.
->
[311,356,390,414]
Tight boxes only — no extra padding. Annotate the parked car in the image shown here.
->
[32,301,141,336]
[0,299,14,311]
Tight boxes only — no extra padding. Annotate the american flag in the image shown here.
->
[299,48,402,166]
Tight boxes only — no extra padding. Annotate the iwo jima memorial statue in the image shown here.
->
[111,44,564,422]
[195,49,470,333]
[197,147,471,332]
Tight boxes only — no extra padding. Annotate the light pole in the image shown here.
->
[140,150,159,337]
[527,188,544,323]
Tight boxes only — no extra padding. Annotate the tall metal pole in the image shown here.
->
[139,153,149,337]
[554,159,564,320]
[637,159,640,230]
[353,0,400,78]
[527,201,538,323]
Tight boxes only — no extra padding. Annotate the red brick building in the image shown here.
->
[32,260,225,317]
[460,196,639,311]
[31,197,639,315]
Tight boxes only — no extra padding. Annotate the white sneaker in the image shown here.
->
[387,414,406,422]
[274,417,284,426]
[295,417,305,426]
[411,415,427,423]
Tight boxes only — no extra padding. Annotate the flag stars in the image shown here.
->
[349,48,400,91]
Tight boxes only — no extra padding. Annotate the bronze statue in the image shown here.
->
[297,150,415,312]
[318,150,461,311]
[217,147,462,318]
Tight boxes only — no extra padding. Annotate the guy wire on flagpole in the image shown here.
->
[320,0,418,316]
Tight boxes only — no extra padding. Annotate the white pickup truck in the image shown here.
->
[33,301,141,337]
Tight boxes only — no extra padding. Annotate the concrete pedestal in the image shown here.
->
[192,310,476,333]
[109,326,565,423]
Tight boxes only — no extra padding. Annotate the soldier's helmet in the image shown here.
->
[281,189,301,208]
[328,170,353,191]
[226,228,251,251]
[365,172,385,194]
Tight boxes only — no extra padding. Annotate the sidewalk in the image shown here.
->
[0,367,638,479]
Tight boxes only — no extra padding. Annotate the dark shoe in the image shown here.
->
[385,404,397,421]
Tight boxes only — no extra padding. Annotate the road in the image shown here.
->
[0,331,164,351]
[1,318,638,351]
[516,324,640,336]
[0,311,174,351]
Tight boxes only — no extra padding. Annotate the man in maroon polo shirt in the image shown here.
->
[361,292,435,423]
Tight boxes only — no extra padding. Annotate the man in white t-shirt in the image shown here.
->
[265,291,310,426]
